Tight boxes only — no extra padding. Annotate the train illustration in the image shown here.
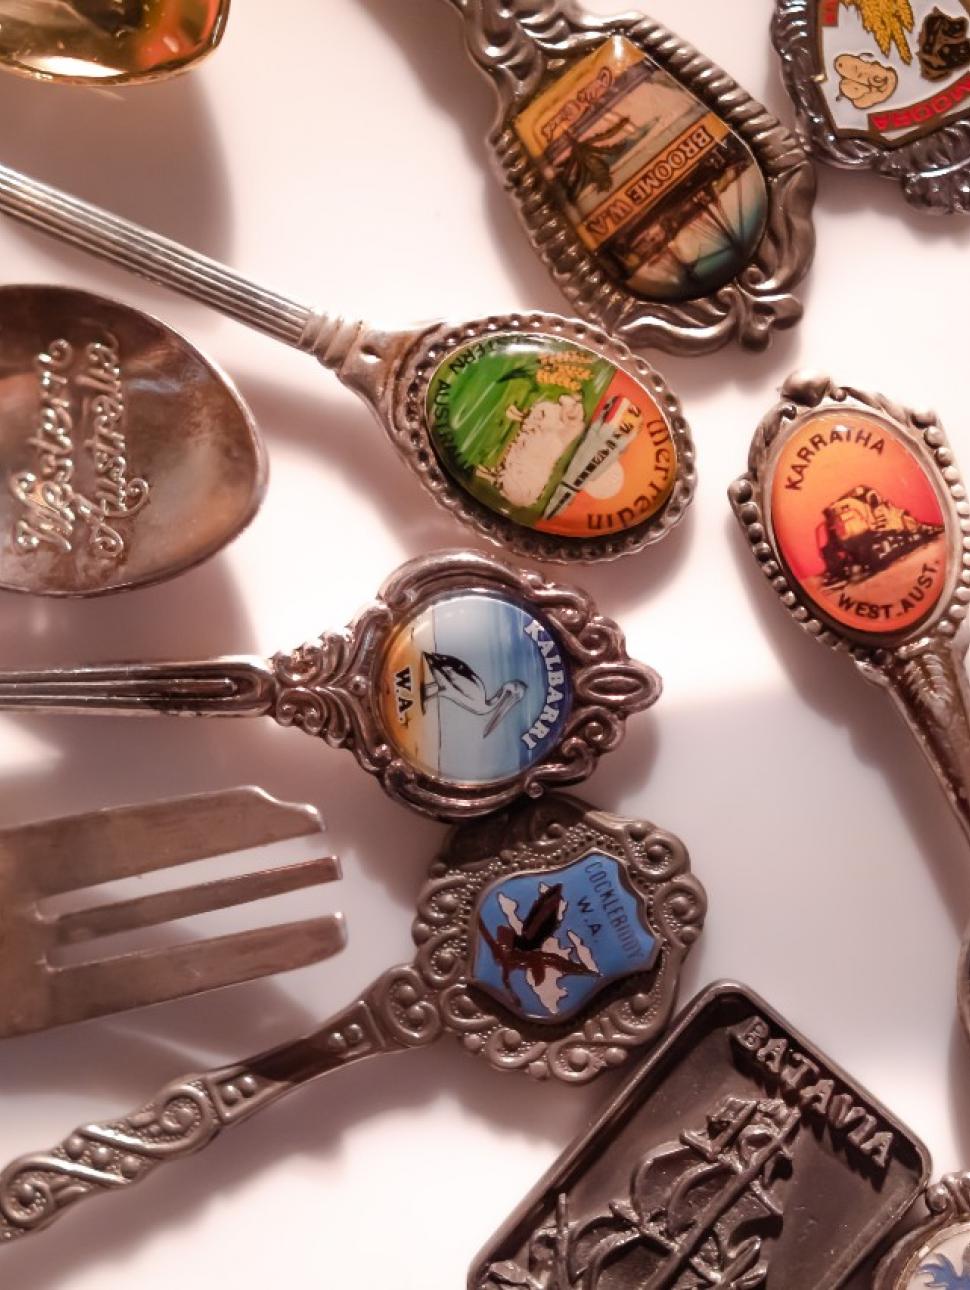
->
[816,485,943,586]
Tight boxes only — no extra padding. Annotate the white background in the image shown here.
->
[0,1,967,1286]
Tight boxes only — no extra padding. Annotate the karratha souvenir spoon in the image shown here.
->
[0,793,707,1248]
[0,282,263,596]
[0,549,659,819]
[774,0,970,212]
[436,0,816,353]
[0,161,695,564]
[729,372,970,1018]
[0,0,228,85]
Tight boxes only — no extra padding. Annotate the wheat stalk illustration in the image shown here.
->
[842,0,916,63]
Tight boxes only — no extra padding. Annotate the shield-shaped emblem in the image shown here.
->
[470,853,658,1023]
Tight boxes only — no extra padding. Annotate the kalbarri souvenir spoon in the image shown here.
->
[0,283,263,596]
[0,793,707,1248]
[436,0,816,354]
[0,162,694,565]
[0,549,658,819]
[0,0,228,85]
[875,1172,970,1289]
[774,0,970,212]
[729,372,970,1010]
[471,982,930,1290]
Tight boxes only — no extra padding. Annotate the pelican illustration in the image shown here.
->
[421,652,527,737]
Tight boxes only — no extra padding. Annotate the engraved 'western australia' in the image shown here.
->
[514,35,769,301]
[769,410,949,635]
[427,333,676,540]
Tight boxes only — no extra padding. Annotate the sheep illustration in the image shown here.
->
[476,394,587,510]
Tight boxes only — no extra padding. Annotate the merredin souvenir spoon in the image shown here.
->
[730,372,970,1011]
[0,283,263,596]
[437,0,816,354]
[0,793,707,1249]
[0,162,694,565]
[0,549,658,819]
[875,1172,970,1289]
[0,0,229,85]
[774,0,970,212]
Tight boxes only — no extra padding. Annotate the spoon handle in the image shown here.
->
[864,639,970,846]
[0,162,314,348]
[0,659,275,716]
[0,967,440,1245]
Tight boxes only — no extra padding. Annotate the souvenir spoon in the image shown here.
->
[0,793,707,1248]
[435,0,816,354]
[774,0,970,212]
[0,282,263,596]
[0,548,659,819]
[729,372,970,1014]
[875,1172,970,1289]
[0,162,694,564]
[0,0,229,85]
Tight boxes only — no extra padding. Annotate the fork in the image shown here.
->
[0,787,346,1037]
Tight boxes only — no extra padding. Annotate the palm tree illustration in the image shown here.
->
[558,116,656,198]
[918,1243,970,1289]
[841,0,916,63]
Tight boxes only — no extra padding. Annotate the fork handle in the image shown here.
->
[0,966,442,1245]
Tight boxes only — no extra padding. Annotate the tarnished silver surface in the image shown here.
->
[0,162,695,564]
[0,284,264,596]
[470,982,930,1290]
[0,0,229,86]
[0,794,706,1249]
[440,0,817,354]
[0,549,660,820]
[773,0,970,213]
[730,372,970,1031]
[0,787,345,1037]
[874,1172,970,1288]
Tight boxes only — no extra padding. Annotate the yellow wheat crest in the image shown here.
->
[842,0,916,63]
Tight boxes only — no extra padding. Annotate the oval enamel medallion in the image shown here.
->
[513,35,768,301]
[770,410,949,635]
[427,334,677,540]
[896,1219,970,1287]
[378,591,572,787]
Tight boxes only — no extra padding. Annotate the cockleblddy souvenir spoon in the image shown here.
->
[729,372,970,1016]
[0,793,707,1249]
[0,0,229,85]
[774,0,970,212]
[0,549,658,819]
[0,283,263,596]
[436,0,816,353]
[0,161,694,564]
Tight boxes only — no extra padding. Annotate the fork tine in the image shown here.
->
[46,914,348,1030]
[1,788,324,897]
[55,856,342,946]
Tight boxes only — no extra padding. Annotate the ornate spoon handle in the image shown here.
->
[0,967,439,1245]
[872,640,970,846]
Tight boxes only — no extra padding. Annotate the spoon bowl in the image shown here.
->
[0,283,264,595]
[0,0,229,85]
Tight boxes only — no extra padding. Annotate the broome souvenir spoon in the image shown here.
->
[0,0,229,85]
[730,372,970,1007]
[0,549,658,819]
[0,793,707,1248]
[774,0,970,212]
[471,982,930,1290]
[0,162,694,565]
[437,0,816,354]
[875,1173,970,1289]
[0,283,263,596]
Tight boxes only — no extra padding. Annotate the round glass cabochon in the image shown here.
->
[378,592,573,787]
[427,334,677,540]
[769,410,948,636]
[899,1220,970,1287]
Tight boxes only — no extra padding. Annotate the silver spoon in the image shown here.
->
[0,161,695,565]
[0,0,229,85]
[0,282,263,596]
